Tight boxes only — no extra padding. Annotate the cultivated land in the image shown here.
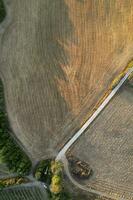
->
[0,182,48,200]
[64,174,115,200]
[1,1,133,161]
[68,82,133,199]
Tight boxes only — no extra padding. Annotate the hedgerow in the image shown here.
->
[0,176,29,189]
[34,160,72,200]
[0,80,32,175]
[34,159,52,185]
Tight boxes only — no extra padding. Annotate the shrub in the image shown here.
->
[34,160,72,200]
[0,177,29,187]
[50,175,62,194]
[0,0,6,23]
[50,161,63,194]
[51,161,63,175]
[34,160,52,185]
[50,161,71,199]
[0,182,5,190]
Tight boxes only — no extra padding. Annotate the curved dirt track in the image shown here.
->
[1,0,133,161]
[62,155,124,200]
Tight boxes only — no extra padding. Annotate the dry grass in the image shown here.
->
[0,0,133,161]
[69,83,133,199]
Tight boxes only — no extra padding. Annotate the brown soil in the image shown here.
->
[0,0,133,161]
[69,83,133,199]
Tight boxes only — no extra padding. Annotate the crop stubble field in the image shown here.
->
[0,182,47,200]
[0,0,133,161]
[69,82,133,199]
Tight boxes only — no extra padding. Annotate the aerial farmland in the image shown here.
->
[0,0,133,200]
[68,81,133,199]
[1,0,133,162]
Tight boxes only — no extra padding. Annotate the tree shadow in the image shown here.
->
[0,0,6,23]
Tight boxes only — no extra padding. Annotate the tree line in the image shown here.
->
[0,81,32,175]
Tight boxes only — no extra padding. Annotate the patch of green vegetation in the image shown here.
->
[0,181,5,189]
[35,160,72,200]
[0,176,29,189]
[34,159,52,185]
[0,155,2,164]
[0,0,6,23]
[0,80,32,175]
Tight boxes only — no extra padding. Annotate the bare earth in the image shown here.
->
[1,0,133,161]
[69,83,133,199]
